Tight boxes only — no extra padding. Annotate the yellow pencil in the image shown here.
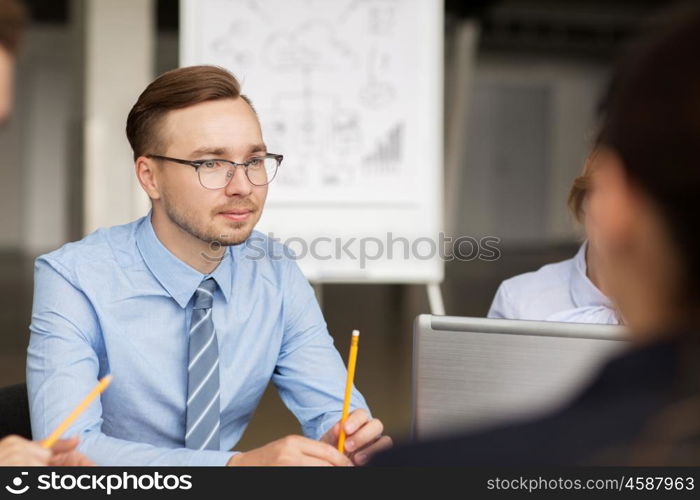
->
[41,375,113,449]
[337,330,360,453]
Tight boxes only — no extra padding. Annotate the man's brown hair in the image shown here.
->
[0,0,28,55]
[126,65,253,160]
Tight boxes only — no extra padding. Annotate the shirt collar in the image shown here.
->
[570,241,613,310]
[135,213,233,308]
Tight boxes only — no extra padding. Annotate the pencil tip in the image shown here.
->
[352,329,360,336]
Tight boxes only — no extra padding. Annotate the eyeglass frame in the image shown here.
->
[145,153,283,188]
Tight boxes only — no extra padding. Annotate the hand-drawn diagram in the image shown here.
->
[197,0,415,199]
[262,20,359,72]
[210,21,255,70]
[338,0,399,36]
[359,47,396,108]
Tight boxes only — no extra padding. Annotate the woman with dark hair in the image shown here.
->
[0,0,92,466]
[372,4,700,465]
[0,0,24,123]
[488,149,620,325]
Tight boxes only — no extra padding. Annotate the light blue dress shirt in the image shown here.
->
[27,214,369,466]
[487,242,619,324]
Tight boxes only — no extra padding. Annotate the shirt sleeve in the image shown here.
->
[487,281,513,319]
[271,258,370,440]
[27,257,234,466]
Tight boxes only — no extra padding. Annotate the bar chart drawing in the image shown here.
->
[363,123,403,173]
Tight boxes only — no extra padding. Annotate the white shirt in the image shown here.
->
[487,242,619,324]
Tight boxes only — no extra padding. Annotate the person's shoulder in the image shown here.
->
[500,255,575,297]
[372,340,677,467]
[489,254,577,319]
[36,218,144,279]
[369,383,636,467]
[370,414,567,466]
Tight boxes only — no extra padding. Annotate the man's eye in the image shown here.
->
[203,160,218,169]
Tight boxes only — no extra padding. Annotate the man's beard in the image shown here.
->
[162,196,255,246]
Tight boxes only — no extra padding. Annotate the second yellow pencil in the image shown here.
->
[42,375,113,449]
[337,329,360,453]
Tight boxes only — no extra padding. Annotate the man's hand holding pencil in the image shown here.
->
[321,330,393,466]
[320,408,393,466]
[228,330,392,466]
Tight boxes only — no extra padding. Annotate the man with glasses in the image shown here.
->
[27,65,391,466]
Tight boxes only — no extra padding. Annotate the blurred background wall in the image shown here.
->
[0,0,675,447]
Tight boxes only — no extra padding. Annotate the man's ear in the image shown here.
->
[135,156,161,200]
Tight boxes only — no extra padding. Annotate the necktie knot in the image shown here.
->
[193,278,217,310]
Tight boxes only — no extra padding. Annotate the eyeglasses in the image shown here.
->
[146,153,283,189]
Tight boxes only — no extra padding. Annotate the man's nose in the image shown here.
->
[224,165,253,197]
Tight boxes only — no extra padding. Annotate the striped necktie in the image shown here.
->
[185,278,221,450]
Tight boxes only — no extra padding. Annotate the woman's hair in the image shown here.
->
[595,3,700,465]
[567,150,599,224]
[0,0,27,56]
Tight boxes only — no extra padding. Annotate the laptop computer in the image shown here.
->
[413,315,626,439]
